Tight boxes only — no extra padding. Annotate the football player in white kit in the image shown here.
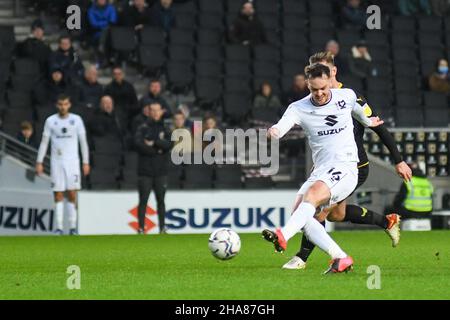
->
[35,94,90,235]
[262,64,384,274]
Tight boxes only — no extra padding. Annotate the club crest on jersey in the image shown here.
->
[336,100,346,109]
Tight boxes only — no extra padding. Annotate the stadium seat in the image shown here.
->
[394,76,419,94]
[336,30,361,49]
[167,62,194,92]
[195,78,223,105]
[223,93,251,123]
[367,78,392,94]
[93,154,122,171]
[282,60,306,78]
[199,0,224,14]
[369,46,390,63]
[418,16,442,33]
[391,16,416,33]
[253,44,280,63]
[309,0,332,16]
[7,90,32,109]
[282,29,308,45]
[371,62,393,79]
[138,45,166,69]
[13,58,40,76]
[251,107,280,123]
[391,33,416,49]
[282,0,307,15]
[172,0,196,14]
[195,61,222,78]
[395,107,424,127]
[418,32,443,49]
[183,164,214,189]
[226,0,243,14]
[419,47,444,64]
[168,44,195,63]
[424,92,448,109]
[266,30,282,48]
[139,27,165,46]
[339,75,364,94]
[281,45,308,62]
[364,30,389,48]
[424,107,449,127]
[420,60,437,78]
[93,136,123,156]
[393,62,419,78]
[283,14,306,30]
[199,14,225,31]
[110,27,137,52]
[120,152,138,189]
[196,45,223,62]
[89,168,119,190]
[225,45,251,62]
[197,29,222,46]
[167,163,183,189]
[396,93,422,107]
[225,61,251,77]
[258,13,280,31]
[224,76,251,94]
[214,165,243,188]
[10,75,37,92]
[252,61,279,78]
[169,28,195,46]
[392,47,417,63]
[310,16,334,31]
[309,30,335,49]
[174,13,196,30]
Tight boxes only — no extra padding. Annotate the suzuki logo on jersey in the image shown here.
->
[318,127,346,136]
[324,115,338,126]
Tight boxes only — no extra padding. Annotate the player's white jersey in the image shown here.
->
[273,88,372,170]
[42,113,86,162]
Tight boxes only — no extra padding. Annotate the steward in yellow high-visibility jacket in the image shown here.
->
[393,167,433,218]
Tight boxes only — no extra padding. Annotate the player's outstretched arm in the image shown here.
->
[269,105,300,139]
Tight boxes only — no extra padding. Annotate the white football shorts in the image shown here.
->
[50,159,81,192]
[297,162,358,206]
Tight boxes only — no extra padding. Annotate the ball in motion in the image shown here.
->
[208,228,241,260]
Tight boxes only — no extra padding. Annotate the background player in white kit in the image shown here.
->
[262,64,384,273]
[35,94,90,235]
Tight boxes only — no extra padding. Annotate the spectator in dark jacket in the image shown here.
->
[229,1,266,46]
[134,102,172,234]
[45,68,79,106]
[17,121,38,149]
[253,81,282,110]
[104,65,139,123]
[120,0,152,30]
[48,35,84,84]
[15,19,51,77]
[139,79,172,118]
[284,74,309,106]
[90,95,124,138]
[341,0,366,30]
[150,0,176,33]
[349,40,375,79]
[131,102,151,135]
[79,65,104,109]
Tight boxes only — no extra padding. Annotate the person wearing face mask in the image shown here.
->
[429,58,450,95]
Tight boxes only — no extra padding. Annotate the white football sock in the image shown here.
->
[55,201,64,230]
[303,218,347,259]
[67,202,77,229]
[281,202,316,241]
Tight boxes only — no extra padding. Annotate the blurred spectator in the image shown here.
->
[17,121,38,149]
[139,79,173,118]
[349,40,375,79]
[104,66,139,122]
[229,1,267,46]
[398,0,432,15]
[48,35,84,84]
[202,112,222,153]
[79,65,104,109]
[120,0,152,30]
[45,68,78,105]
[341,0,366,30]
[15,19,51,77]
[284,74,310,105]
[325,40,350,76]
[131,102,151,135]
[253,82,282,109]
[89,95,124,138]
[150,0,176,33]
[429,58,450,95]
[134,102,172,234]
[171,110,192,153]
[429,0,449,16]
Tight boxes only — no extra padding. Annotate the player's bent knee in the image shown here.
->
[304,181,331,207]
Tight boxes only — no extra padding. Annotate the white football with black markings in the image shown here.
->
[208,228,241,260]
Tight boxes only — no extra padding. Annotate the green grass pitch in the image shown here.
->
[0,231,449,300]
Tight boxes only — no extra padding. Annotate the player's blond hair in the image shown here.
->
[309,51,335,66]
